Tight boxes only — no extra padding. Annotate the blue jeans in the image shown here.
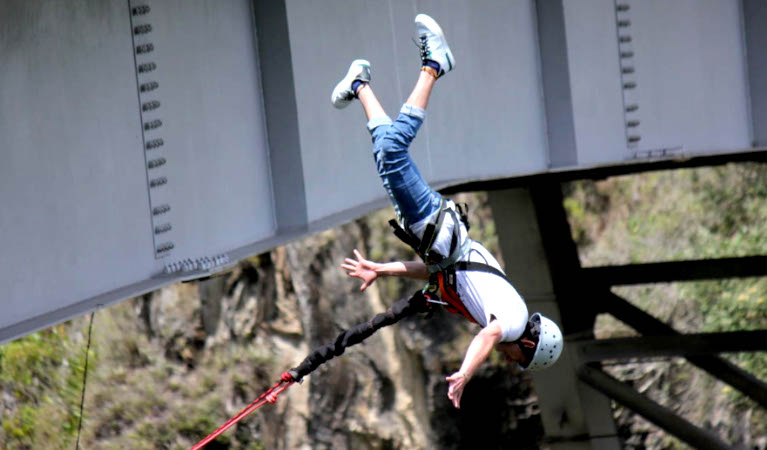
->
[368,104,442,225]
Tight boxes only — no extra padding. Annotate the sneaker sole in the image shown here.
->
[415,14,454,72]
[331,59,371,109]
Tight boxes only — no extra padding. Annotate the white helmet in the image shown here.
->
[521,313,563,371]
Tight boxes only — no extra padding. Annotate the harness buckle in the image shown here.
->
[426,298,449,306]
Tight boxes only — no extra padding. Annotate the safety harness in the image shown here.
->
[388,199,512,324]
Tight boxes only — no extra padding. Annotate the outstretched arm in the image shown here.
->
[341,249,428,291]
[446,320,503,409]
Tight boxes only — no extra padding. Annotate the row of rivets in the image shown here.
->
[145,138,164,150]
[152,204,170,216]
[138,62,156,73]
[142,100,161,111]
[130,2,173,257]
[616,1,641,147]
[132,5,150,15]
[154,223,172,234]
[140,81,159,92]
[156,242,175,254]
[147,157,166,169]
[163,254,232,274]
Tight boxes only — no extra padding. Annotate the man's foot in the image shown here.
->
[331,59,371,109]
[415,14,454,77]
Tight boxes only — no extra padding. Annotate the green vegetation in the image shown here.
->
[0,323,91,449]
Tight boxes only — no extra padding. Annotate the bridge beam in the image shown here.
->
[581,255,767,285]
[578,366,742,450]
[575,330,767,362]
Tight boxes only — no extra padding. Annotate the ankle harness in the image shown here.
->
[389,200,513,323]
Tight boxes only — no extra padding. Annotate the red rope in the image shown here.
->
[190,372,295,450]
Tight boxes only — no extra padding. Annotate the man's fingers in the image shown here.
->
[353,249,364,260]
[446,372,463,382]
[447,389,461,409]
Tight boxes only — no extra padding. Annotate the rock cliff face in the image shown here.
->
[121,196,542,449]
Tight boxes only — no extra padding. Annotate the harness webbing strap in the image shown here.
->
[429,261,512,324]
[426,237,472,273]
[388,198,466,263]
[453,261,511,283]
[417,198,447,257]
[389,219,420,250]
[434,271,478,324]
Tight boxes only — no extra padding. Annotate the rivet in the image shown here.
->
[146,158,167,169]
[144,119,162,130]
[145,138,164,150]
[132,5,151,16]
[156,242,174,254]
[152,204,171,215]
[142,100,161,112]
[135,43,154,54]
[140,81,159,92]
[149,176,167,188]
[138,62,157,73]
[134,24,152,35]
[154,223,172,234]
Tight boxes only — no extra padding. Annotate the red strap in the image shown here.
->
[436,272,478,324]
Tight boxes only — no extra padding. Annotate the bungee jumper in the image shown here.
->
[192,13,563,449]
[332,13,564,409]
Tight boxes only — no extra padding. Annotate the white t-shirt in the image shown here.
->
[407,203,529,342]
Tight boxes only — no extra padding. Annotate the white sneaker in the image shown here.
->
[415,14,454,77]
[331,59,371,109]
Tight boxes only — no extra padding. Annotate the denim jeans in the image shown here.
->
[367,104,442,225]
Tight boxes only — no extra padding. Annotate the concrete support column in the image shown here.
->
[488,186,621,450]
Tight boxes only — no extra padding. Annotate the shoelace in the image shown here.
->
[412,35,430,62]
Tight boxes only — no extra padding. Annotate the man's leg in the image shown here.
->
[356,84,388,126]
[356,69,436,119]
[330,13,454,225]
[403,70,437,111]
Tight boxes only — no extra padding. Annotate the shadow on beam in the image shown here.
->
[600,291,767,409]
[441,148,767,195]
[578,365,743,450]
[576,330,767,362]
[581,255,767,285]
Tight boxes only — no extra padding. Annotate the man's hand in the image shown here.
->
[340,249,380,292]
[446,371,468,409]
